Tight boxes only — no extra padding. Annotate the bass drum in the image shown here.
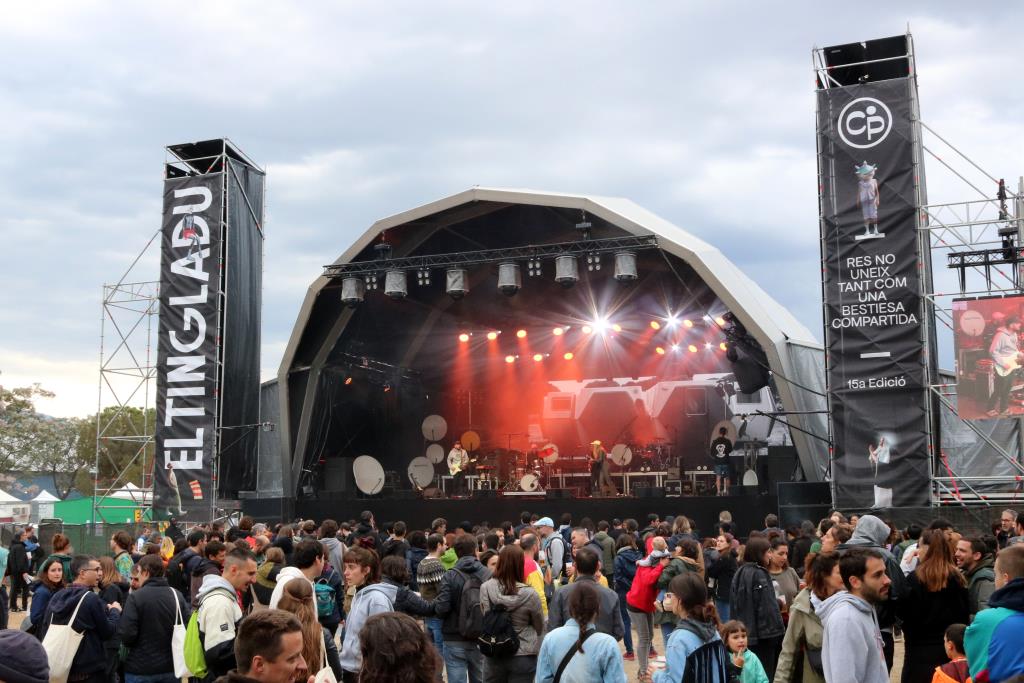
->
[520,472,542,492]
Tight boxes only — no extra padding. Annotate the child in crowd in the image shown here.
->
[721,620,769,683]
[932,624,971,683]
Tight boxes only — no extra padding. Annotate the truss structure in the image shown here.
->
[92,232,160,523]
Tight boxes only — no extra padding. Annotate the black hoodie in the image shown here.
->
[44,584,121,676]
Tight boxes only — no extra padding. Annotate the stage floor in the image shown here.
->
[245,492,779,538]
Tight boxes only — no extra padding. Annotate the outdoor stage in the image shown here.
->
[245,491,780,537]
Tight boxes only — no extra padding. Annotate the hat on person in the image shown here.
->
[0,630,49,683]
[536,517,554,528]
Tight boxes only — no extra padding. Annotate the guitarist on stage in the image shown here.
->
[588,440,617,498]
[987,315,1023,417]
[447,440,469,497]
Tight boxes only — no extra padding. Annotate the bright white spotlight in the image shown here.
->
[705,342,713,350]
[671,344,680,352]
[592,318,611,334]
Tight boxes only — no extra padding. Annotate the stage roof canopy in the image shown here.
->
[275,188,827,494]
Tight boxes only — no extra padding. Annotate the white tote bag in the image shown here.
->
[42,591,90,683]
[314,631,337,683]
[170,588,192,679]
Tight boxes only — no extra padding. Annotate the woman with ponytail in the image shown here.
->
[277,576,343,681]
[535,581,627,682]
[651,572,729,683]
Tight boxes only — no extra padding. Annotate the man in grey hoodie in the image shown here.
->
[836,513,905,670]
[319,519,346,572]
[819,548,891,683]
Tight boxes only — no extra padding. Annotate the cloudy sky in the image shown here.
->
[2,2,1022,418]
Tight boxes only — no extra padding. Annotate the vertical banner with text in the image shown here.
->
[818,78,931,508]
[153,174,224,520]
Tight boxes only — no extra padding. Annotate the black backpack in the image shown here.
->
[477,603,519,658]
[166,550,192,595]
[456,570,485,640]
[682,640,729,683]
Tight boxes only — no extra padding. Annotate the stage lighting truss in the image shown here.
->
[322,235,659,289]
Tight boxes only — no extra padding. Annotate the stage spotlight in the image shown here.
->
[667,315,678,327]
[340,277,365,307]
[416,268,431,286]
[458,333,470,343]
[554,256,579,288]
[650,320,661,331]
[504,355,516,364]
[486,331,499,341]
[527,258,542,277]
[446,269,469,299]
[705,342,713,350]
[688,344,698,353]
[563,352,574,360]
[552,327,564,336]
[365,274,379,291]
[655,346,666,355]
[497,262,522,296]
[719,342,728,351]
[683,319,694,329]
[671,344,680,352]
[516,329,527,339]
[613,251,638,282]
[384,270,407,299]
[611,323,622,333]
[586,253,602,272]
[582,325,593,335]
[344,376,353,385]
[715,316,726,327]
[532,353,544,362]
[383,383,392,393]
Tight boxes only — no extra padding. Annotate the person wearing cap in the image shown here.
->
[0,629,49,683]
[536,517,569,591]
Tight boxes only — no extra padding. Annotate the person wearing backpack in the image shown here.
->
[315,552,344,638]
[434,534,492,683]
[380,555,436,616]
[167,530,206,598]
[196,547,259,680]
[650,572,729,683]
[478,544,544,682]
[535,581,626,683]
[41,555,123,683]
[118,555,190,683]
[339,546,399,683]
[269,539,324,609]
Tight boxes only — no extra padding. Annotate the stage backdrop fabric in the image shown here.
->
[818,77,930,508]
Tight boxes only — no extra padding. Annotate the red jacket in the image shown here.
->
[626,562,666,612]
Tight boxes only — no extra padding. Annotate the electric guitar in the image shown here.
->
[993,353,1023,377]
[447,451,477,476]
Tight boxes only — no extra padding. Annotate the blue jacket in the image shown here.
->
[339,582,397,674]
[966,577,1024,683]
[29,581,57,630]
[613,547,641,594]
[653,618,727,683]
[44,584,121,676]
[535,618,626,683]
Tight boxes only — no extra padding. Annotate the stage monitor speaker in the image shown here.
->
[324,459,351,492]
[664,480,682,497]
[422,487,443,499]
[634,486,665,499]
[473,489,499,499]
[545,488,573,500]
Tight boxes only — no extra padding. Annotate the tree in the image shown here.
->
[75,406,156,496]
[0,380,89,499]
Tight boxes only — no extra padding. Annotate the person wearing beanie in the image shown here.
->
[0,629,49,683]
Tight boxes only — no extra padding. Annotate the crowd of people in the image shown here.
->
[0,507,1022,683]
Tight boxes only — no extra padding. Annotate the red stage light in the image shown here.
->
[532,353,543,362]
[486,331,498,341]
[504,355,516,364]
[655,346,666,355]
[683,319,694,328]
[719,342,728,351]
[688,344,698,353]
[563,352,574,360]
[552,327,564,336]
[582,325,593,335]
[650,321,661,330]
[516,329,527,339]
[458,333,470,343]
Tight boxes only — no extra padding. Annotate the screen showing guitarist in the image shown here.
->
[447,441,469,496]
[987,315,1023,417]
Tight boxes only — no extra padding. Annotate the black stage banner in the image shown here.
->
[153,174,224,520]
[818,78,930,508]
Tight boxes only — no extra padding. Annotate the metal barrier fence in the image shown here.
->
[0,522,154,560]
